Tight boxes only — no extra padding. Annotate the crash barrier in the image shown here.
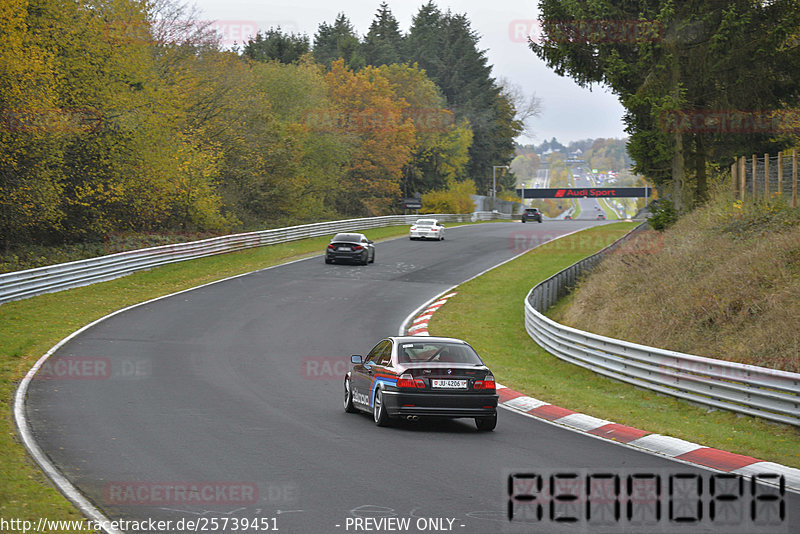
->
[470,194,524,215]
[0,212,501,305]
[524,223,800,426]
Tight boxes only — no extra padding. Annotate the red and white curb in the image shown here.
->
[407,292,457,336]
[407,296,800,493]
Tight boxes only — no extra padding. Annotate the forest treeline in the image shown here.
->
[0,0,522,251]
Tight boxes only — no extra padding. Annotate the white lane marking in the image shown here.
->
[13,255,317,534]
[398,225,590,335]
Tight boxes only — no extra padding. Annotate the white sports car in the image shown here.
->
[409,219,445,240]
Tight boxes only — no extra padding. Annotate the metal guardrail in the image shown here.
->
[524,224,800,427]
[0,212,499,305]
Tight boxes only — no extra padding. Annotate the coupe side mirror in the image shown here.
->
[351,355,363,364]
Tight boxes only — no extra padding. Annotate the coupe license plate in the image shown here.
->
[432,379,467,389]
[339,247,351,251]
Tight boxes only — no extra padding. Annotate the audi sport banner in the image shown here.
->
[516,187,649,199]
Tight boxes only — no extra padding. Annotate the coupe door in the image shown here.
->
[351,340,390,409]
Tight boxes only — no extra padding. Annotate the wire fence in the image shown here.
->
[731,150,799,206]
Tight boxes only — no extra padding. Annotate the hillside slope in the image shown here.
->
[554,193,800,372]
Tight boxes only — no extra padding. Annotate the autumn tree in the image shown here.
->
[325,60,415,215]
[1,0,521,256]
[0,0,64,250]
[376,63,472,195]
[244,57,350,223]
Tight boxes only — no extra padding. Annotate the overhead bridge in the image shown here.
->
[516,187,650,199]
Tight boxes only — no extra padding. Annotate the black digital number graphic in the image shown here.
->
[506,469,787,532]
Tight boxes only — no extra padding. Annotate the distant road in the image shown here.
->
[532,167,550,188]
[568,166,615,220]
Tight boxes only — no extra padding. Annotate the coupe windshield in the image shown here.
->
[398,342,483,364]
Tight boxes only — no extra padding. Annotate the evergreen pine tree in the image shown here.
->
[313,14,365,69]
[362,2,404,67]
[243,28,310,64]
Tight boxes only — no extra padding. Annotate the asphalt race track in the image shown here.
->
[25,222,798,534]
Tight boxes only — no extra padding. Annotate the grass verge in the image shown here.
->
[1,221,458,530]
[570,199,581,219]
[598,197,621,219]
[556,192,800,373]
[428,222,800,468]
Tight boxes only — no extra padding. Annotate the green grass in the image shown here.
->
[598,197,621,219]
[571,199,581,219]
[428,222,800,468]
[0,222,438,530]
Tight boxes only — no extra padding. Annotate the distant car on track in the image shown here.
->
[521,208,542,223]
[325,233,375,265]
[564,214,573,220]
[596,213,606,220]
[344,336,498,431]
[409,219,445,240]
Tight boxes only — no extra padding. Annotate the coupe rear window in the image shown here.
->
[415,219,437,226]
[398,342,483,364]
[332,233,362,242]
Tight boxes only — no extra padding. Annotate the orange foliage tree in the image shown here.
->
[325,60,415,215]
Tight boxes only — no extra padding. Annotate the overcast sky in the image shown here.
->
[190,0,628,146]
